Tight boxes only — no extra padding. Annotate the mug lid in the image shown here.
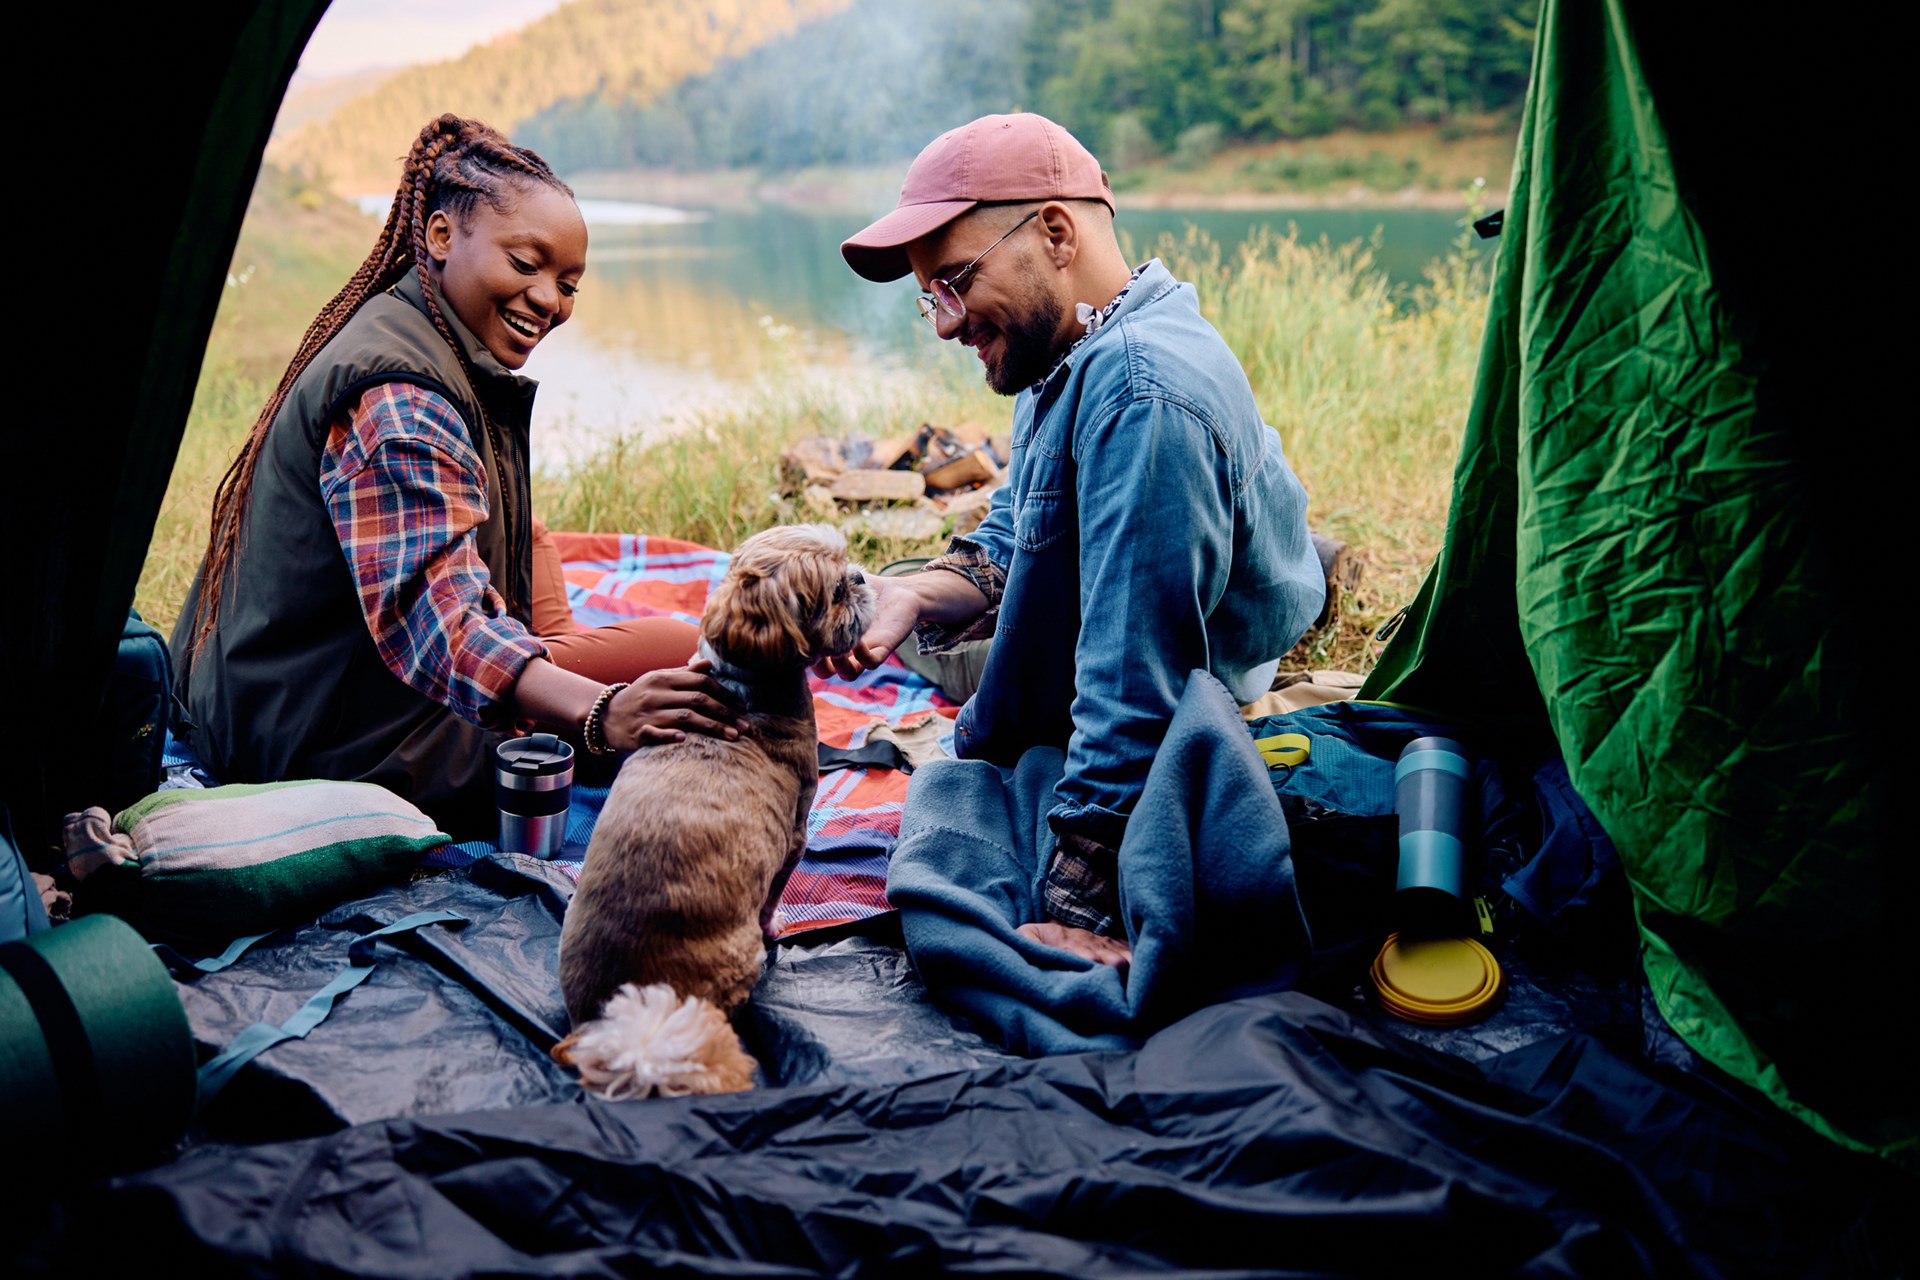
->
[1368,933,1503,1026]
[496,732,574,777]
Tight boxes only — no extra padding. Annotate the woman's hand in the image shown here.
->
[600,658,742,751]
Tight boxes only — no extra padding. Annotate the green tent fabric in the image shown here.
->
[1362,0,1902,1166]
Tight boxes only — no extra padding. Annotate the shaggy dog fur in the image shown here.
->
[552,525,875,1096]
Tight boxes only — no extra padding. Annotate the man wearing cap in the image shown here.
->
[823,113,1325,966]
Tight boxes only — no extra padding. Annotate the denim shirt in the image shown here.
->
[947,258,1325,847]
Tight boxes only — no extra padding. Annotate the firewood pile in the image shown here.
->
[779,423,1011,542]
[778,424,1365,647]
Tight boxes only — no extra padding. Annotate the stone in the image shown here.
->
[848,505,948,541]
[780,436,852,488]
[831,470,927,502]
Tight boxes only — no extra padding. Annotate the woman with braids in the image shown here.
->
[170,115,738,837]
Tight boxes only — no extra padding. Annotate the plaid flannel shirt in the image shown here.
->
[912,540,1007,652]
[319,382,546,727]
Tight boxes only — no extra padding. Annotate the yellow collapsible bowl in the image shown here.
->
[1368,932,1504,1026]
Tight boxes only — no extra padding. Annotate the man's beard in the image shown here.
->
[981,288,1064,395]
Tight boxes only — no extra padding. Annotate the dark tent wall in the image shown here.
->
[9,0,1901,1166]
[7,1,333,846]
[1361,0,1901,1164]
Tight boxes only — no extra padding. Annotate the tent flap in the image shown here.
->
[1361,0,1901,1165]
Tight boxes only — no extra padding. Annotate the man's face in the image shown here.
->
[908,211,1065,396]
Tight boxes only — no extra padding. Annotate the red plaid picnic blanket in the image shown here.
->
[552,532,958,936]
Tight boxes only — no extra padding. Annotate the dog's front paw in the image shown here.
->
[552,983,756,1099]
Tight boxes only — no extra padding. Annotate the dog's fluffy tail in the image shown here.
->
[552,982,757,1099]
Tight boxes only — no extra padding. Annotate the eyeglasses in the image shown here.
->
[916,210,1040,326]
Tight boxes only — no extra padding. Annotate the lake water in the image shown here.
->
[358,194,1468,470]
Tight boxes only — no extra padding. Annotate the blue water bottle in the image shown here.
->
[1394,736,1471,934]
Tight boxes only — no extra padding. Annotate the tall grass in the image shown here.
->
[1155,210,1490,666]
[140,195,1491,675]
[134,310,270,637]
[134,165,380,636]
[533,355,1004,572]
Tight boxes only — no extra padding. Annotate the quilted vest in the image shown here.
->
[171,272,537,839]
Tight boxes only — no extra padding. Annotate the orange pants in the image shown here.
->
[531,519,702,684]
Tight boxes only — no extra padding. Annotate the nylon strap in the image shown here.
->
[151,930,278,977]
[819,739,913,774]
[195,910,466,1105]
[1253,733,1311,769]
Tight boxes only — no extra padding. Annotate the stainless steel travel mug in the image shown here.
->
[494,733,574,857]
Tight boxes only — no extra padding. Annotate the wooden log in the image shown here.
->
[922,448,999,492]
[920,430,963,468]
[948,422,992,446]
[800,484,837,518]
[1308,532,1363,631]
[869,434,917,470]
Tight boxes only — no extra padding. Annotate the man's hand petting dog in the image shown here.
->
[809,575,920,680]
[1017,921,1132,968]
[810,569,989,681]
[605,659,742,749]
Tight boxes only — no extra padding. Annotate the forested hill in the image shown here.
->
[270,0,850,194]
[517,0,1536,175]
[281,0,1536,191]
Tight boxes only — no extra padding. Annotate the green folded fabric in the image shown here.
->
[87,781,449,948]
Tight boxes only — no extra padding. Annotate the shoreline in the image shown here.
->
[1116,186,1503,211]
[564,125,1516,217]
[567,165,1505,216]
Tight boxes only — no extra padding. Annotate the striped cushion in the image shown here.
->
[94,781,448,947]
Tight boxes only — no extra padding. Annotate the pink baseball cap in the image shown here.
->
[841,113,1115,283]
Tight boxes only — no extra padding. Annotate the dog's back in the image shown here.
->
[552,520,872,1098]
[559,719,816,1027]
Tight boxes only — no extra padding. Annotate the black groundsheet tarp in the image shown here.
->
[13,853,1915,1277]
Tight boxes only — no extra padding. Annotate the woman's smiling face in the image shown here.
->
[426,182,588,370]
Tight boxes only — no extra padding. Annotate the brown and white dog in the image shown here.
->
[553,524,875,1098]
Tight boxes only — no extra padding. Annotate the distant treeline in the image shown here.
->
[271,0,849,193]
[516,0,1536,174]
[280,0,1536,190]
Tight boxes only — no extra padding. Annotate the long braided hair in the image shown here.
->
[191,114,574,654]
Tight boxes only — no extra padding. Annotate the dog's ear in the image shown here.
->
[703,556,813,667]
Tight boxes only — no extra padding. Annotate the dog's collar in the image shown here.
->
[696,638,815,719]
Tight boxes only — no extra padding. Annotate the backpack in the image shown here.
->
[105,609,174,817]
[1,800,50,942]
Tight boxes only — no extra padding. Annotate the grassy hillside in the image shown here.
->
[512,0,1529,179]
[272,68,403,139]
[272,0,849,195]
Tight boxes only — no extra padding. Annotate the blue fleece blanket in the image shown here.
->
[888,674,1625,1056]
[888,670,1314,1054]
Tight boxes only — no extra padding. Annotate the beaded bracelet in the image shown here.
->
[582,682,630,756]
